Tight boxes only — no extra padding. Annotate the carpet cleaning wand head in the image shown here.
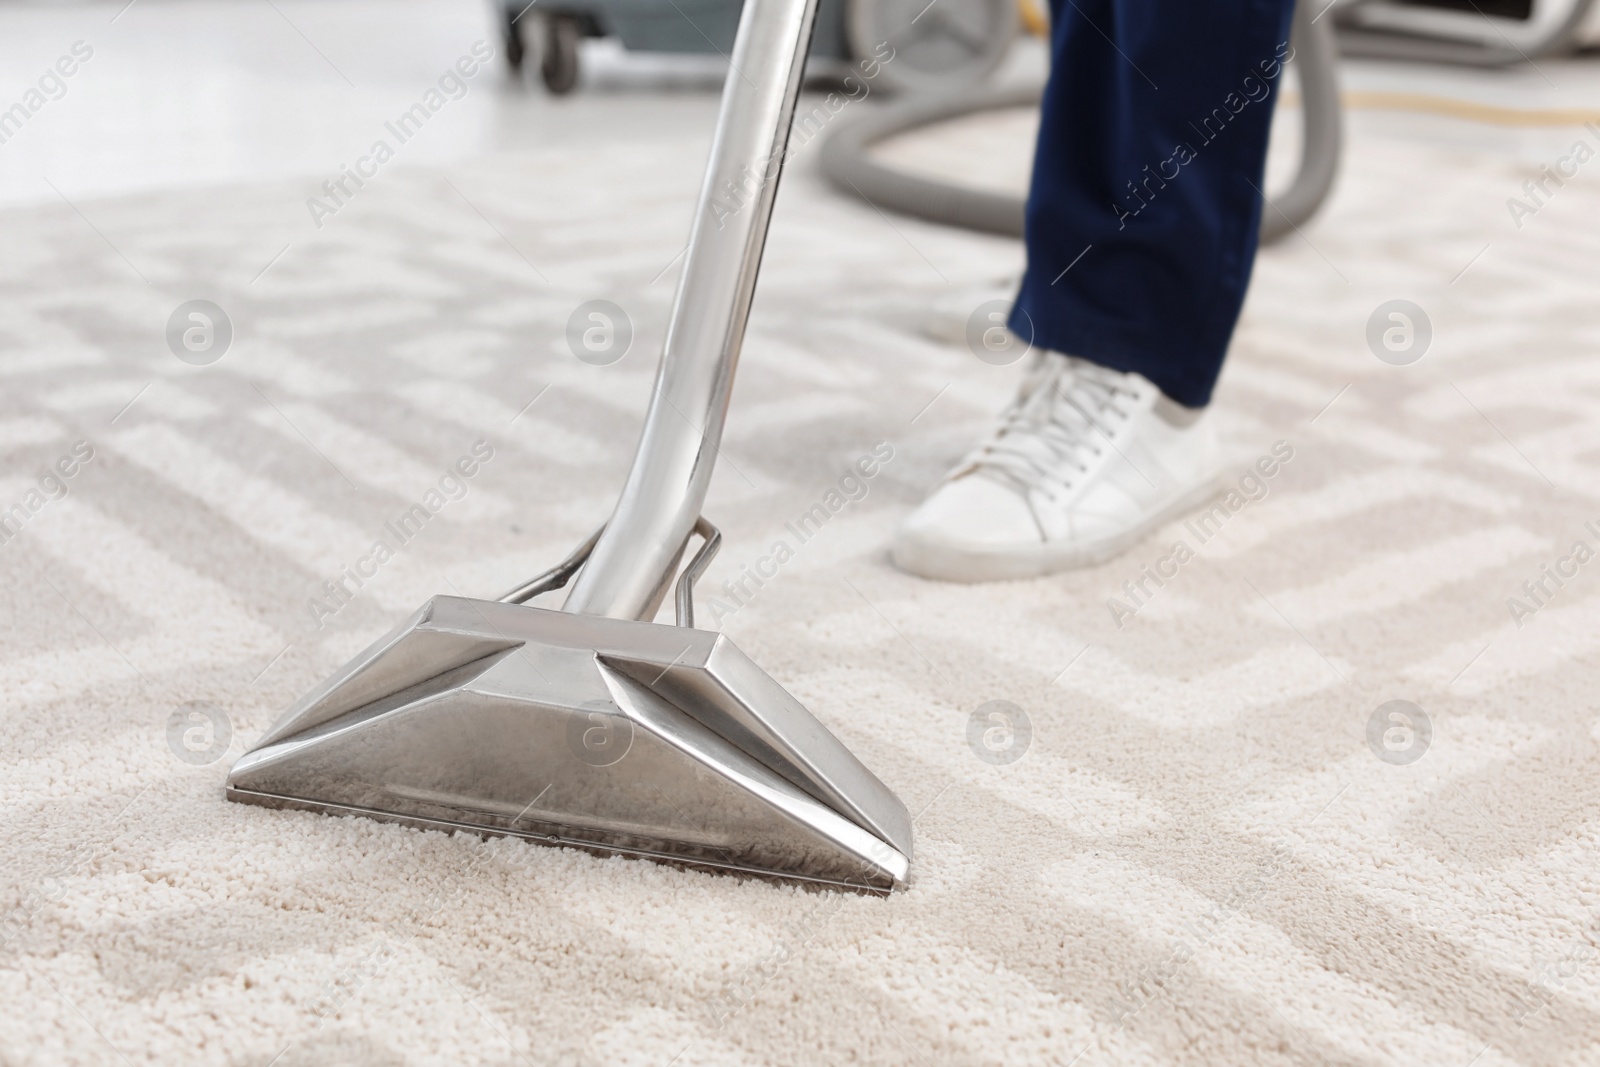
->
[225,0,913,892]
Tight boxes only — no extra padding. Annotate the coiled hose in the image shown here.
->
[819,0,1342,245]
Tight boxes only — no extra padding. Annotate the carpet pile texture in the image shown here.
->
[3,99,1599,1066]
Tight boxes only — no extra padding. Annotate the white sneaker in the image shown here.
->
[892,352,1223,582]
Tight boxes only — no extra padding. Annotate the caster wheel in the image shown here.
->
[501,4,526,73]
[541,14,581,94]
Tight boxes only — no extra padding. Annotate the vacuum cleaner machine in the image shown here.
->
[500,0,1017,94]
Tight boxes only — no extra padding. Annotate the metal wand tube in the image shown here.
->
[562,0,822,621]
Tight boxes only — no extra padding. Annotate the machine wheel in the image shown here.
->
[501,4,526,73]
[845,0,1017,94]
[541,14,582,95]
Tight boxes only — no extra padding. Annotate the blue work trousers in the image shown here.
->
[1010,0,1299,407]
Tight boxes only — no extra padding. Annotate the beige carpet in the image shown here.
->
[4,93,1600,1067]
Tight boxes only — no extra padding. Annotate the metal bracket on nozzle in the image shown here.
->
[500,519,721,629]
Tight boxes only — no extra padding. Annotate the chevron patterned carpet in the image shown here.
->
[4,62,1600,1066]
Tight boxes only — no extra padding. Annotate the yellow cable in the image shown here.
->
[1281,88,1600,127]
[1017,0,1049,38]
[1346,90,1600,127]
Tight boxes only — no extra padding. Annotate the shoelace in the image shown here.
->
[958,355,1139,497]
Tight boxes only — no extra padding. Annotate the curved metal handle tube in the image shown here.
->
[562,0,820,621]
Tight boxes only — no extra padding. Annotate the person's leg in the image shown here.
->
[892,0,1298,582]
[1012,0,1297,408]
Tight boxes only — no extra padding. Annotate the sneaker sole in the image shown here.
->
[890,476,1225,584]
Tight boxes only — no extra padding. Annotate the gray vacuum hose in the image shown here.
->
[819,0,1342,245]
[1266,0,1342,243]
